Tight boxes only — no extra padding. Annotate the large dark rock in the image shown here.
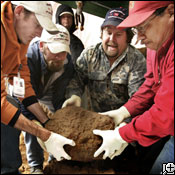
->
[45,106,115,162]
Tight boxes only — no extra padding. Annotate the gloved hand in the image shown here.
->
[93,122,128,160]
[62,95,81,108]
[38,101,54,119]
[33,120,76,161]
[99,106,131,126]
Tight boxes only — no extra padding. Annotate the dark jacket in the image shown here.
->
[55,4,84,64]
[27,41,75,110]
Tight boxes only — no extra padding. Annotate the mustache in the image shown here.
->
[107,42,118,47]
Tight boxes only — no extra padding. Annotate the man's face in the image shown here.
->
[60,14,73,31]
[102,26,128,59]
[14,6,43,44]
[135,6,173,50]
[41,43,67,72]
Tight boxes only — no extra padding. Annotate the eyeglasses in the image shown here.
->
[132,14,157,35]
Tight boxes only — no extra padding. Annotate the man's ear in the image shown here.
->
[39,41,44,52]
[14,5,24,18]
[167,4,174,23]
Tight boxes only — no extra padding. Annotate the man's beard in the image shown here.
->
[47,61,64,72]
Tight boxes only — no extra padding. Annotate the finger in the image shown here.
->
[103,150,109,160]
[62,102,66,108]
[93,129,102,136]
[98,112,108,115]
[94,145,104,158]
[110,144,128,160]
[61,150,72,160]
[67,139,76,147]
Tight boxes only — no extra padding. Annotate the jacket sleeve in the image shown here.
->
[120,52,174,146]
[1,25,20,125]
[18,44,38,107]
[65,48,88,98]
[124,50,156,116]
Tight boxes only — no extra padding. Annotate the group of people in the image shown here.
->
[1,1,174,174]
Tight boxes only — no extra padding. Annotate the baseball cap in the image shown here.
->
[101,7,128,28]
[40,24,71,54]
[60,11,73,16]
[118,1,174,29]
[11,1,58,31]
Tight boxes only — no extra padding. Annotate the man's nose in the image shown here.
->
[135,33,145,45]
[35,27,43,37]
[55,55,66,61]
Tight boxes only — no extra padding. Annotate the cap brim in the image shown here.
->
[102,20,122,28]
[117,11,155,30]
[47,43,71,54]
[35,14,58,32]
[60,12,73,16]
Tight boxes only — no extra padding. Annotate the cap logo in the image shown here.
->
[113,12,119,17]
[129,1,135,10]
[51,31,69,42]
[46,3,52,15]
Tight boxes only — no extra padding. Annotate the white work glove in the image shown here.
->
[93,122,128,160]
[38,101,54,119]
[33,120,76,161]
[62,95,81,108]
[99,106,131,126]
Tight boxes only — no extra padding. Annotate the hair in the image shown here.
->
[126,28,134,44]
[11,4,33,19]
[153,6,167,16]
[101,27,134,44]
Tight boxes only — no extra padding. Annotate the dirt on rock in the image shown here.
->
[45,106,115,162]
[19,106,141,174]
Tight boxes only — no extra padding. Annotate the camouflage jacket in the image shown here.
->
[65,43,146,112]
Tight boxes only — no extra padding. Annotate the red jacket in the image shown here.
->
[120,33,174,146]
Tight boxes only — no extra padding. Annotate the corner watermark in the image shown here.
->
[162,163,175,174]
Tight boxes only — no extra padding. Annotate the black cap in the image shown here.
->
[101,7,128,28]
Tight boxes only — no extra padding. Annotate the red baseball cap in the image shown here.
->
[117,1,174,29]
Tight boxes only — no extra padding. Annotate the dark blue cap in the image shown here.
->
[101,7,128,28]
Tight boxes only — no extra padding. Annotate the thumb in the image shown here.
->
[93,129,103,137]
[66,139,76,147]
[99,112,115,119]
[62,100,68,108]
[99,112,108,115]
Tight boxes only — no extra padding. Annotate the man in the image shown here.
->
[1,1,75,174]
[55,4,84,64]
[93,1,174,174]
[62,7,146,113]
[22,25,75,174]
[56,4,90,109]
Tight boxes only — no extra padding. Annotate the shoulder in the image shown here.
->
[70,34,84,46]
[77,43,102,66]
[27,40,40,59]
[127,45,146,62]
[81,43,101,57]
[1,25,6,55]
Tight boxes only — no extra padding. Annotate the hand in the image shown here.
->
[99,106,130,126]
[38,101,54,119]
[93,122,128,160]
[62,95,81,108]
[33,120,76,161]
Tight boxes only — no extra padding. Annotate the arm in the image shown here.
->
[120,55,174,146]
[124,50,157,116]
[14,113,50,141]
[127,47,146,98]
[65,48,89,99]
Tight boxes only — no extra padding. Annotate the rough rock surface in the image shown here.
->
[44,159,115,174]
[45,106,115,162]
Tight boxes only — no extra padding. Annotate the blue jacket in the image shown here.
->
[27,41,75,110]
